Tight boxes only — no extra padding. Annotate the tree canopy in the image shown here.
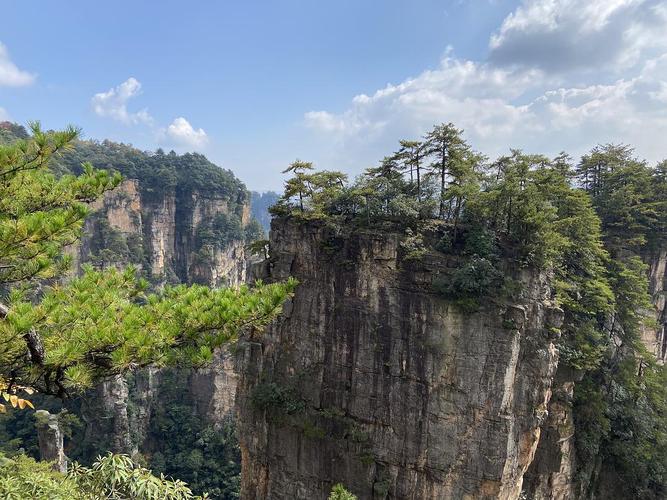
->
[274,123,667,498]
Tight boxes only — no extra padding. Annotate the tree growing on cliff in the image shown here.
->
[282,159,314,212]
[423,122,469,218]
[395,140,427,204]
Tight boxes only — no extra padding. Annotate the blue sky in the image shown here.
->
[2,0,666,191]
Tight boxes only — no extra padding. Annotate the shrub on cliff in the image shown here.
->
[328,483,357,500]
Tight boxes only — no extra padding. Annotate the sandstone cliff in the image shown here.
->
[522,247,667,500]
[71,165,251,464]
[79,178,249,288]
[236,218,565,500]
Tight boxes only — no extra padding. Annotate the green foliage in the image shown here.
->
[0,122,29,144]
[250,382,306,416]
[578,144,667,254]
[0,452,206,499]
[0,453,86,499]
[0,122,121,284]
[328,483,357,500]
[399,229,427,261]
[50,139,248,204]
[443,256,504,298]
[146,371,240,499]
[246,239,270,260]
[196,213,243,250]
[1,266,296,393]
[244,218,265,243]
[70,452,206,499]
[87,214,144,267]
[0,124,295,398]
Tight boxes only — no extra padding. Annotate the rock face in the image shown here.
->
[523,246,667,500]
[521,368,577,500]
[237,218,564,500]
[74,177,249,459]
[35,410,67,473]
[643,248,667,362]
[78,179,249,288]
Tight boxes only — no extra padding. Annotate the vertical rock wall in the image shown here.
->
[75,178,249,460]
[236,219,564,500]
[523,246,667,500]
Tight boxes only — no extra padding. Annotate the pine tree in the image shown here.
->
[0,124,295,400]
[396,140,426,203]
[282,160,314,211]
[423,123,468,218]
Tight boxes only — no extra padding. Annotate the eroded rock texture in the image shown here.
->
[74,178,248,459]
[78,178,249,287]
[523,246,667,500]
[237,219,564,500]
[35,410,67,473]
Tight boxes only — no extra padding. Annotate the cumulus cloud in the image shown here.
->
[303,55,544,162]
[0,107,9,121]
[91,77,153,125]
[0,42,35,87]
[165,117,208,148]
[488,0,667,72]
[303,0,667,169]
[92,79,208,151]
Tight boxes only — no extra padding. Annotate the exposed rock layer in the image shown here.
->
[75,179,247,457]
[522,247,667,500]
[237,218,564,500]
[35,410,67,473]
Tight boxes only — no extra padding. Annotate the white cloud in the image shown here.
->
[488,0,667,72]
[0,107,9,121]
[92,79,209,151]
[0,42,35,87]
[303,55,545,162]
[304,111,350,133]
[91,77,153,125]
[302,0,667,170]
[165,117,208,149]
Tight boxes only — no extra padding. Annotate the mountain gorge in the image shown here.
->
[61,140,263,497]
[0,124,263,497]
[0,121,666,499]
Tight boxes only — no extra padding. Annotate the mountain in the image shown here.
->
[250,191,280,234]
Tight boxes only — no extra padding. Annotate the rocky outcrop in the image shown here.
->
[642,249,667,362]
[35,410,67,473]
[190,349,239,425]
[522,368,577,500]
[74,176,250,462]
[237,218,564,500]
[523,246,667,500]
[77,179,249,287]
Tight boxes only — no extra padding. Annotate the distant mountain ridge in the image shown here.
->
[250,190,280,233]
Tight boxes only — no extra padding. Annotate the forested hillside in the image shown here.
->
[241,124,667,499]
